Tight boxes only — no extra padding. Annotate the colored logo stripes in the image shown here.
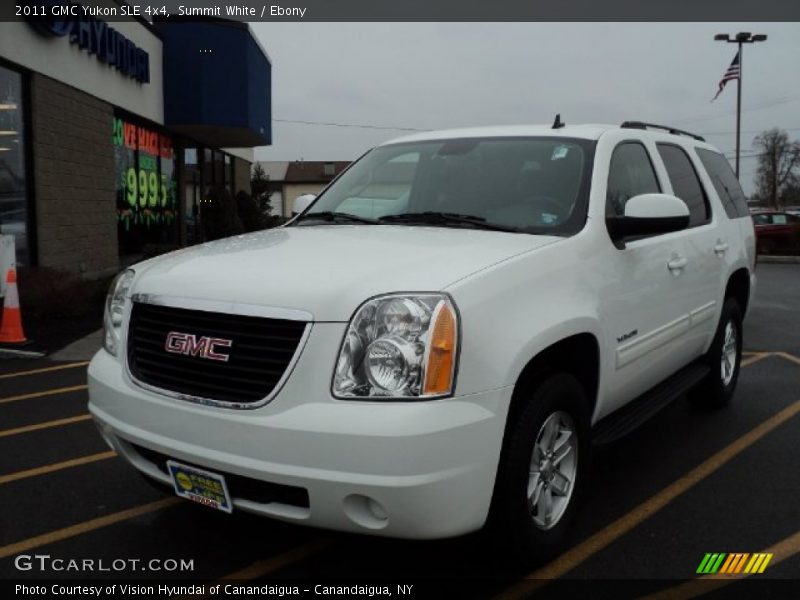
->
[696,552,773,574]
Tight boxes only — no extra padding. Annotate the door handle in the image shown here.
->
[714,241,729,256]
[667,256,688,273]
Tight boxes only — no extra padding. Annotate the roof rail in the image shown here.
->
[620,121,705,142]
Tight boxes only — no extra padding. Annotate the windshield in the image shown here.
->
[295,137,596,234]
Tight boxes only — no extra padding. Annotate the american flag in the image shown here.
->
[712,52,740,101]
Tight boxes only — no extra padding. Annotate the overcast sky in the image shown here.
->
[249,22,800,195]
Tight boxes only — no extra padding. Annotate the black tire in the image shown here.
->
[487,372,591,562]
[690,298,743,409]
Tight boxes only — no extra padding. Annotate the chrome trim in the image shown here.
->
[690,300,717,327]
[616,314,690,369]
[126,294,312,410]
[615,300,718,370]
[131,293,314,322]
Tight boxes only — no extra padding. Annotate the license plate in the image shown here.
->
[167,460,233,513]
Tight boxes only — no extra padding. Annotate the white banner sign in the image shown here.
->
[0,235,15,298]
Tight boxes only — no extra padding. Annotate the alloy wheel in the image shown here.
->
[528,410,578,530]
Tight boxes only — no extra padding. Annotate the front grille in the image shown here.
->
[127,302,307,405]
[131,444,310,508]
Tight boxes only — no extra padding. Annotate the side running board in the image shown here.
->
[592,362,711,445]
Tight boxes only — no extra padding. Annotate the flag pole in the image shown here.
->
[714,32,767,182]
[736,41,742,178]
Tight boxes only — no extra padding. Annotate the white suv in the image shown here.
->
[88,122,756,557]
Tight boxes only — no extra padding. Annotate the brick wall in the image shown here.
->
[30,74,119,280]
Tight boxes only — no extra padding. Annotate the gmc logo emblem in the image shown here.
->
[164,332,233,362]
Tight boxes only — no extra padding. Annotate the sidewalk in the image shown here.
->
[49,329,103,361]
[759,255,800,264]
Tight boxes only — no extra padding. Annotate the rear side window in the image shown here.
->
[752,213,770,225]
[695,148,750,218]
[656,144,710,227]
[606,142,661,217]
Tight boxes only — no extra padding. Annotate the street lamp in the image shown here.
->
[714,32,768,178]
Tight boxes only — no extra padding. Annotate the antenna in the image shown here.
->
[552,114,565,129]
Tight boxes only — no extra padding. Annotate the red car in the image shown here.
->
[752,211,800,254]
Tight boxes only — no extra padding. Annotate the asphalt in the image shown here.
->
[0,265,798,599]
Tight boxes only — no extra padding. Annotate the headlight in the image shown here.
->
[103,269,135,356]
[332,294,459,399]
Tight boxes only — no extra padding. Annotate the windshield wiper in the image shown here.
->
[295,211,380,225]
[379,212,521,232]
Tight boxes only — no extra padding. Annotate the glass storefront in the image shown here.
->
[183,147,201,245]
[0,64,29,265]
[113,114,178,259]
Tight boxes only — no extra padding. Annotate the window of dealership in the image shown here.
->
[0,62,30,265]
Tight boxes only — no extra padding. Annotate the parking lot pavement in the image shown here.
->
[746,263,800,355]
[1,266,798,598]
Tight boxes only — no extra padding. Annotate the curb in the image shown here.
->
[0,347,46,358]
[758,255,800,264]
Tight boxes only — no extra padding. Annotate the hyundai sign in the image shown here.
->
[24,1,150,84]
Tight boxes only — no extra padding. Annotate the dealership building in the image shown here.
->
[0,11,271,279]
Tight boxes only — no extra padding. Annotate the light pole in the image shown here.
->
[714,32,767,179]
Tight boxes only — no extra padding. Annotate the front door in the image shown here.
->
[598,141,696,416]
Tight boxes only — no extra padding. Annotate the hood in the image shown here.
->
[133,225,561,321]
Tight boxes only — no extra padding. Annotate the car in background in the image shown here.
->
[752,211,800,254]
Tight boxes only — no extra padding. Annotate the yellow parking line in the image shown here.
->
[0,497,181,559]
[176,539,334,600]
[496,398,800,598]
[0,361,90,380]
[0,451,117,486]
[0,384,88,406]
[0,414,92,438]
[740,353,769,367]
[220,539,333,579]
[638,529,800,600]
[775,352,800,367]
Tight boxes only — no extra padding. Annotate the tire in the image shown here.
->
[487,372,590,561]
[691,298,743,408]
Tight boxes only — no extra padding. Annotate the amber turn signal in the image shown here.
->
[423,301,458,396]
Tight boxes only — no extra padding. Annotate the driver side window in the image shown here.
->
[606,142,661,218]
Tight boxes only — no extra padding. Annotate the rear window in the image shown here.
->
[656,144,710,227]
[695,148,750,219]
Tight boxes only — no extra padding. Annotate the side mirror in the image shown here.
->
[292,194,316,216]
[607,193,690,246]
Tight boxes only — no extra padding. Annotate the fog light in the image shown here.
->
[367,497,388,521]
[342,494,389,530]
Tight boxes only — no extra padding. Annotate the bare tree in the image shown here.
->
[753,128,800,209]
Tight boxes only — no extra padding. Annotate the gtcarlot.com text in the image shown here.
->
[13,554,194,573]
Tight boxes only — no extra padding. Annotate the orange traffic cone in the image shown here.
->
[0,267,27,344]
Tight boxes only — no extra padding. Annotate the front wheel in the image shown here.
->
[487,372,590,560]
[691,298,743,408]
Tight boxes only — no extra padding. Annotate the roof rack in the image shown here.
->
[620,121,705,142]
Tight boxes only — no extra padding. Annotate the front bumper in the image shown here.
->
[87,342,512,539]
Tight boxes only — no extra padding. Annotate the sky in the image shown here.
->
[249,22,800,196]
